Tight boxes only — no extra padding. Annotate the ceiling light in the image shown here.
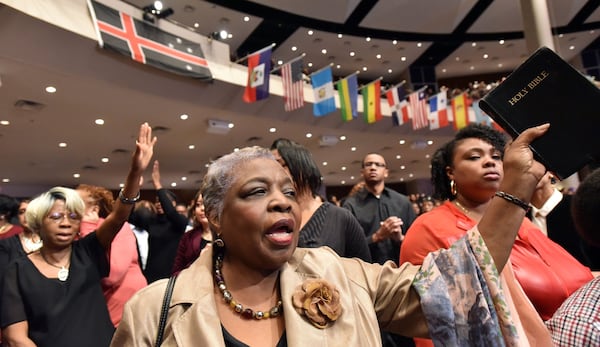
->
[499,39,505,44]
[427,140,433,145]
[306,133,312,138]
[0,120,9,126]
[308,62,313,67]
[366,37,371,42]
[417,42,422,47]
[388,69,392,73]
[336,64,341,69]
[308,30,313,35]
[569,45,575,50]
[349,51,355,56]
[45,86,56,93]
[392,40,398,45]
[1,178,9,183]
[401,56,406,61]
[59,142,67,148]
[400,165,406,169]
[277,60,283,65]
[243,16,249,22]
[498,63,503,68]
[269,127,276,133]
[322,162,328,166]
[73,173,80,178]
[142,2,174,23]
[194,23,199,28]
[350,176,355,180]
[181,177,187,181]
[376,54,381,59]
[188,144,195,149]
[399,140,406,144]
[470,66,475,70]
[341,166,347,171]
[396,155,401,159]
[471,42,477,47]
[351,147,356,151]
[483,54,488,59]
[442,68,447,73]
[180,114,188,120]
[95,119,104,125]
[362,67,367,71]
[291,46,297,51]
[341,180,346,185]
[337,33,343,38]
[170,182,177,187]
[101,157,109,163]
[321,49,327,54]
[339,135,346,141]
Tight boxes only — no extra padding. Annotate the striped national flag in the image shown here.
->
[409,89,429,130]
[281,58,304,111]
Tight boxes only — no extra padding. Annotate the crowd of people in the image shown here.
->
[0,121,599,347]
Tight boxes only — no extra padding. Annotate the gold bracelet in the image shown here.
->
[118,188,140,204]
[494,191,530,212]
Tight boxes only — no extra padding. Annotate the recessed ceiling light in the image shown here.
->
[341,166,347,171]
[425,154,430,158]
[499,39,505,44]
[95,119,104,125]
[350,176,355,180]
[376,54,381,59]
[392,40,398,45]
[399,140,406,144]
[321,49,327,54]
[337,33,343,38]
[483,54,489,59]
[388,69,392,73]
[188,144,195,149]
[306,133,312,138]
[396,155,401,159]
[228,123,234,129]
[243,16,249,22]
[181,177,187,181]
[73,173,80,178]
[559,34,564,38]
[401,56,406,61]
[417,42,422,47]
[194,23,199,28]
[455,56,460,61]
[470,66,475,70]
[101,157,109,163]
[180,114,188,120]
[1,178,9,183]
[170,182,177,187]
[362,66,367,71]
[277,60,283,65]
[427,140,433,145]
[45,86,57,93]
[336,64,341,69]
[400,165,406,169]
[341,180,346,184]
[59,142,67,148]
[471,42,477,47]
[339,135,346,141]
[119,183,125,188]
[291,46,297,51]
[349,51,355,57]
[365,37,371,42]
[307,30,313,35]
[351,147,357,151]
[0,120,9,126]
[322,161,328,166]
[442,68,447,73]
[269,127,276,133]
[569,45,575,50]
[308,62,313,67]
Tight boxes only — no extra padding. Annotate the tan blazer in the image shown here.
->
[111,246,427,346]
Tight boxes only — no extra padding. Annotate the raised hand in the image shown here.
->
[132,123,157,175]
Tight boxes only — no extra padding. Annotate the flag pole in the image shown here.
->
[357,76,383,91]
[308,63,334,77]
[382,80,406,94]
[232,43,276,64]
[270,53,306,73]
[337,71,360,82]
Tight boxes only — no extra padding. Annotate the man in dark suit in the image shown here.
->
[529,172,599,269]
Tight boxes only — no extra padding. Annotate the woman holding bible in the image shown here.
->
[400,124,593,346]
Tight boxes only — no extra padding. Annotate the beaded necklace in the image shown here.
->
[214,253,283,320]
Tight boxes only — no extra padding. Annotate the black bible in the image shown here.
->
[479,46,600,179]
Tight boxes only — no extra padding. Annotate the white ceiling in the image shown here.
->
[1,0,599,197]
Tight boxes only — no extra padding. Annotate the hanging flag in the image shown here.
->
[243,46,272,103]
[472,100,493,126]
[281,57,304,111]
[386,85,408,126]
[362,79,382,124]
[428,91,449,130]
[89,0,212,81]
[336,74,358,121]
[452,93,470,130]
[409,89,429,130]
[311,66,336,116]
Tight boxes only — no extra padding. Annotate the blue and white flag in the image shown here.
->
[311,66,335,116]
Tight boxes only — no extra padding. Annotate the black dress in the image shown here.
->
[0,233,114,347]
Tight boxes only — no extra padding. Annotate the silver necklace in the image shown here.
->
[40,251,70,281]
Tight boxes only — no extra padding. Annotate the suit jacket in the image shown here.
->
[112,245,427,346]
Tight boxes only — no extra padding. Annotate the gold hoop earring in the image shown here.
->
[450,180,457,196]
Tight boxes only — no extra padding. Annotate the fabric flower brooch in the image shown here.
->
[292,278,342,328]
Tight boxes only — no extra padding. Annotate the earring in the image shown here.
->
[214,234,225,248]
[450,180,457,196]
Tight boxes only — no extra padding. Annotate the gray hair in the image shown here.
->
[201,146,275,231]
[25,187,85,232]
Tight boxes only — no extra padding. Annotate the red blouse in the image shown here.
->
[401,200,593,321]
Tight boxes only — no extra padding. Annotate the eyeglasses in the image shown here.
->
[47,212,82,223]
[363,162,386,168]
